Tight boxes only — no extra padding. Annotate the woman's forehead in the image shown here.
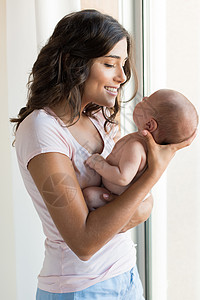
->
[105,38,128,60]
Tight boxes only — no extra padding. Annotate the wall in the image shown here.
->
[148,1,200,299]
[0,0,17,299]
[81,0,118,19]
[6,1,43,299]
[166,1,200,299]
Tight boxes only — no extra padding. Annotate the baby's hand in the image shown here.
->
[85,153,105,171]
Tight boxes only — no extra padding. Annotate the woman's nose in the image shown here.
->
[114,67,127,84]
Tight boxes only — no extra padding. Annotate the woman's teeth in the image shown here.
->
[105,87,117,93]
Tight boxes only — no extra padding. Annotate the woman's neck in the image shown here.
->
[49,101,86,125]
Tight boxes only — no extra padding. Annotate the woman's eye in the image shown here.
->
[104,63,114,68]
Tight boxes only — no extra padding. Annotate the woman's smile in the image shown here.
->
[104,86,119,96]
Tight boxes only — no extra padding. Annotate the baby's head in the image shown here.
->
[133,89,198,144]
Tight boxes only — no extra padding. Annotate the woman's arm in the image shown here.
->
[120,194,153,232]
[101,192,153,232]
[28,130,196,261]
[83,185,153,226]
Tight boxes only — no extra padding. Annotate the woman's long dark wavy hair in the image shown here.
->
[10,9,138,132]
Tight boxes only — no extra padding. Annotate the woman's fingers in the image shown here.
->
[141,130,174,176]
[141,130,157,147]
[142,128,197,152]
[172,129,197,151]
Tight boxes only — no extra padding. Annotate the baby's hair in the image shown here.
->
[151,89,198,144]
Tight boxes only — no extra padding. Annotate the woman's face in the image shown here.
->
[82,38,128,108]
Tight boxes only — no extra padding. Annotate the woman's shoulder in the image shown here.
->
[15,108,57,148]
[15,108,72,151]
[16,108,61,136]
[25,108,57,126]
[15,108,72,168]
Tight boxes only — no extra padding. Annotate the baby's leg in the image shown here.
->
[83,186,111,211]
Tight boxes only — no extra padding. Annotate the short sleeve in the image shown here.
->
[15,110,71,169]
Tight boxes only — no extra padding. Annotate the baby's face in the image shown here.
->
[133,96,157,130]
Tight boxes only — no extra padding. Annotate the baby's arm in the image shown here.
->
[86,141,145,186]
[86,154,121,180]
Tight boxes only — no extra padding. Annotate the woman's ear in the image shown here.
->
[145,118,158,132]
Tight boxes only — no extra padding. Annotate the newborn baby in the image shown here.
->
[84,89,198,210]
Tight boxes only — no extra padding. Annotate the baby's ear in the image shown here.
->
[145,118,158,132]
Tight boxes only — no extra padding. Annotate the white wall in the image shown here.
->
[7,1,44,299]
[148,1,200,300]
[35,0,81,50]
[0,0,17,299]
[166,1,200,299]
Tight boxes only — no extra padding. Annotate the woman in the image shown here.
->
[11,10,195,300]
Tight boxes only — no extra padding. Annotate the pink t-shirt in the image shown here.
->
[15,108,136,293]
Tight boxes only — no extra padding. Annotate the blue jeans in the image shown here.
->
[36,266,145,299]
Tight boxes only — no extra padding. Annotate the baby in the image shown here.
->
[84,89,198,210]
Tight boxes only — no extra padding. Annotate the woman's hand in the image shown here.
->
[142,129,197,180]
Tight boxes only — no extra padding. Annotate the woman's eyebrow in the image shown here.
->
[104,55,128,60]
